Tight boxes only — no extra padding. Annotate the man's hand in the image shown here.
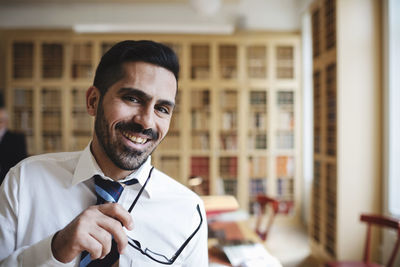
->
[51,203,133,263]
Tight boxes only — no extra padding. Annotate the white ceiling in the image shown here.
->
[0,0,309,32]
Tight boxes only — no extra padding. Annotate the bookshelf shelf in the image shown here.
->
[4,31,301,220]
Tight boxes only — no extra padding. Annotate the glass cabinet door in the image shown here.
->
[276,46,294,79]
[159,156,180,181]
[12,42,34,79]
[276,155,295,201]
[72,42,93,79]
[219,156,238,197]
[70,88,92,151]
[190,156,210,195]
[190,44,210,80]
[158,92,180,152]
[42,43,64,79]
[248,90,268,151]
[276,91,294,150]
[190,88,210,151]
[219,45,237,80]
[248,156,268,212]
[247,45,267,79]
[218,89,238,151]
[12,88,34,154]
[41,88,62,152]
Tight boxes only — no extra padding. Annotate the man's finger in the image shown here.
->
[96,215,128,254]
[98,203,133,230]
[81,234,103,261]
[89,226,113,259]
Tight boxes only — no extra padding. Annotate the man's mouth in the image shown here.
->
[122,131,148,144]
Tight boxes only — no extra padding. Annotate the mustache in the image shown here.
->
[116,122,159,140]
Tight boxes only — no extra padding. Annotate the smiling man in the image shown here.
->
[0,40,208,267]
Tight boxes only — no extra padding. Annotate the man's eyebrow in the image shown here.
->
[158,99,176,109]
[118,87,151,101]
[118,87,175,108]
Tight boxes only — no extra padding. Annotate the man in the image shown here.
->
[0,106,27,185]
[0,40,208,266]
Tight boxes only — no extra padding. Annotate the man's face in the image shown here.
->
[94,61,177,171]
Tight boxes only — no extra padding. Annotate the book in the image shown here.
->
[201,195,239,216]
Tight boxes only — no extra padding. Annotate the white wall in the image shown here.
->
[337,0,382,259]
[0,0,304,32]
[301,10,313,227]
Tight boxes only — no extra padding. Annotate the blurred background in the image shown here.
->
[0,0,399,266]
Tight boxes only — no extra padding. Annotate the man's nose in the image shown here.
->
[133,106,155,130]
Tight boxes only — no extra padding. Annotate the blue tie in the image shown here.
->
[80,175,138,267]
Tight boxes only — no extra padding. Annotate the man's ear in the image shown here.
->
[86,86,100,116]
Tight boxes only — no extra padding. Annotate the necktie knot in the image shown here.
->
[94,175,139,204]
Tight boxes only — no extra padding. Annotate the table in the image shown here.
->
[208,220,282,267]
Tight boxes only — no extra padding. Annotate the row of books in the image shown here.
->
[248,157,268,178]
[159,133,180,150]
[276,131,295,149]
[219,134,238,150]
[42,135,62,152]
[13,110,33,132]
[219,157,238,179]
[221,112,237,130]
[191,134,209,150]
[159,156,180,179]
[249,112,267,129]
[248,134,267,150]
[72,43,92,61]
[190,90,210,108]
[276,156,295,177]
[191,111,210,130]
[13,43,34,79]
[277,111,294,130]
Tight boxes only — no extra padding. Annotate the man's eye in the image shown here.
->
[157,106,170,114]
[124,96,139,102]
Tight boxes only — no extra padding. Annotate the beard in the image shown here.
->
[94,101,160,171]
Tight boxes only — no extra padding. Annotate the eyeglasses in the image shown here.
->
[126,167,203,265]
[127,204,203,265]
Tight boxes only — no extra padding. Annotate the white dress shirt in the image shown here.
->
[0,144,208,267]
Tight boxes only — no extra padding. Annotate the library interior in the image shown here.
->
[0,0,399,266]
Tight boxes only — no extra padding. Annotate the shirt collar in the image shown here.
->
[72,143,154,197]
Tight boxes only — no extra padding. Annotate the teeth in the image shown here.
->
[123,132,147,144]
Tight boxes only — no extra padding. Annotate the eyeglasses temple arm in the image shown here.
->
[128,166,154,213]
[170,204,203,261]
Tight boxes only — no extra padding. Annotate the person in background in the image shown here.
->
[0,106,27,185]
[0,40,208,266]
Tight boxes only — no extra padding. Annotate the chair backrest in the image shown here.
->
[360,214,400,267]
[254,195,294,241]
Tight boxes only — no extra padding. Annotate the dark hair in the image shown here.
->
[93,40,179,96]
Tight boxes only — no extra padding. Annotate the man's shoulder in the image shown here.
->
[4,150,83,189]
[151,168,201,200]
[1,130,24,143]
[5,130,25,139]
[16,150,82,169]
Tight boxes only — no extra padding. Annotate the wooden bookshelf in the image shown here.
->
[309,0,381,262]
[3,30,301,221]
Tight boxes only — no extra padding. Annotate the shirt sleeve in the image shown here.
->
[0,169,75,267]
[182,201,209,267]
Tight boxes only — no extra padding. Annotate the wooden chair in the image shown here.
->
[254,195,294,241]
[326,214,400,267]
